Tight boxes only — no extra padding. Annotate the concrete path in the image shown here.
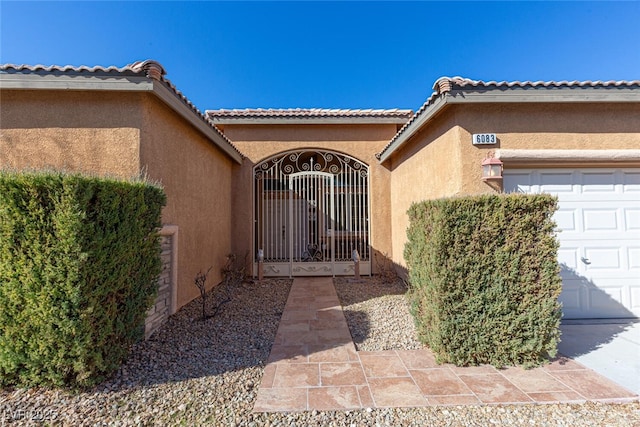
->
[559,320,640,395]
[254,277,638,412]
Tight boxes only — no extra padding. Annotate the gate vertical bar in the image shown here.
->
[339,172,343,260]
[264,169,268,262]
[357,168,362,260]
[274,168,287,260]
[254,171,258,276]
[352,167,356,260]
[288,174,293,277]
[366,167,371,274]
[330,174,335,276]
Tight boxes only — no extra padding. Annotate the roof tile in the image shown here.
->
[207,108,414,119]
[377,77,640,160]
[1,61,243,159]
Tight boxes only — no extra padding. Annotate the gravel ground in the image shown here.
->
[1,276,639,426]
[334,276,422,351]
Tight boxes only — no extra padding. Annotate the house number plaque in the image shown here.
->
[472,133,497,145]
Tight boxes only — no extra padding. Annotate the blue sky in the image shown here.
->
[1,1,639,111]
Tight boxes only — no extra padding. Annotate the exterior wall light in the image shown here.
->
[481,152,503,181]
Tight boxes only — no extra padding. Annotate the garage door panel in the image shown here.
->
[558,283,582,312]
[558,248,579,271]
[577,239,636,270]
[555,208,578,231]
[583,247,621,270]
[629,248,640,270]
[581,171,616,192]
[503,172,533,193]
[539,172,575,193]
[631,287,640,310]
[503,168,640,319]
[559,231,633,243]
[589,286,624,311]
[561,282,636,319]
[555,194,634,202]
[579,240,636,272]
[582,208,620,231]
[626,209,640,231]
[623,172,640,191]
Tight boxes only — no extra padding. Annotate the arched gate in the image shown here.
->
[253,150,370,277]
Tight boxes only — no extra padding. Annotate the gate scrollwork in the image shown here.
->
[255,150,368,179]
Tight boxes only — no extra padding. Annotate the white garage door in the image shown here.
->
[504,168,640,319]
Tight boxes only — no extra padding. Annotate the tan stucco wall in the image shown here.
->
[5,88,637,304]
[387,102,640,268]
[140,97,235,309]
[220,123,397,274]
[455,103,640,195]
[0,90,141,178]
[1,89,236,310]
[387,112,464,268]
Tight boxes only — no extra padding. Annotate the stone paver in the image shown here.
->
[254,277,639,412]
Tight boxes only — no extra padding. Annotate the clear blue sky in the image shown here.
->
[2,1,639,111]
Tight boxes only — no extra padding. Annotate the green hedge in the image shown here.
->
[0,171,166,387]
[404,194,562,368]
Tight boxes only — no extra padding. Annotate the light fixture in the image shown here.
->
[481,152,503,181]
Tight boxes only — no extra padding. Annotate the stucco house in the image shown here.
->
[1,60,639,332]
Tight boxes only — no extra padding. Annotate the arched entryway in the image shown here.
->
[253,149,371,277]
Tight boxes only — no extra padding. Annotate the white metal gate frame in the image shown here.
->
[253,149,371,277]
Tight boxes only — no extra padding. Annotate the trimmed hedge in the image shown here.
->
[404,194,562,368]
[0,171,166,387]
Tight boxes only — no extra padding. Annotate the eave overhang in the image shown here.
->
[376,78,640,164]
[0,61,244,164]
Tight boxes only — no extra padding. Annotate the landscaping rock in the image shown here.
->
[1,276,638,426]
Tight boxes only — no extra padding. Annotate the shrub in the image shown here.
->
[404,193,562,368]
[0,171,166,387]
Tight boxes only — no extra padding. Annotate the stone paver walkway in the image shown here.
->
[254,277,638,412]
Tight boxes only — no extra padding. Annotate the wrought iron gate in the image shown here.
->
[254,150,370,277]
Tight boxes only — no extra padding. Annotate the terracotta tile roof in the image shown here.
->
[208,108,413,125]
[0,63,146,75]
[208,108,413,119]
[377,77,640,161]
[1,60,243,159]
[435,77,640,91]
